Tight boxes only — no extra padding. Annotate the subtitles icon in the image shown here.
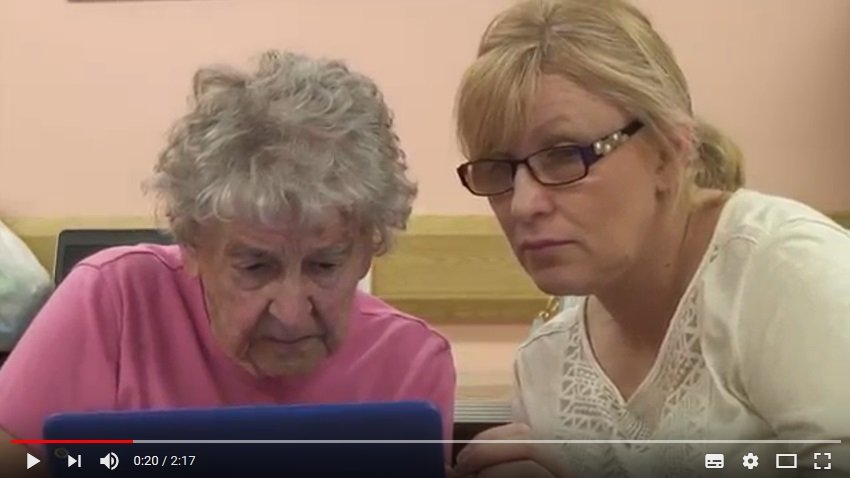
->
[100,452,119,471]
[705,454,725,469]
[775,454,797,469]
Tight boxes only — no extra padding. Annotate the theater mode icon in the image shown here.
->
[705,453,725,469]
[775,454,797,469]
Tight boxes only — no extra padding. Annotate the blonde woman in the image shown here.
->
[452,0,850,477]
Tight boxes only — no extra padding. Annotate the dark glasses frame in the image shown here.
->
[457,120,644,196]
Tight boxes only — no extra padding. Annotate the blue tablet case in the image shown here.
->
[43,401,445,478]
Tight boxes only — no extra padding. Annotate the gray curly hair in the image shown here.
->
[145,50,417,254]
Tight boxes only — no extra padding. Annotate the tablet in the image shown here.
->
[43,401,445,478]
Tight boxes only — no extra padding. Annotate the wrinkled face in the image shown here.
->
[183,210,372,378]
[488,74,677,296]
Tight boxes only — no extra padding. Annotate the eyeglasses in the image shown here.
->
[456,120,644,197]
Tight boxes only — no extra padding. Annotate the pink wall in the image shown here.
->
[2,0,849,218]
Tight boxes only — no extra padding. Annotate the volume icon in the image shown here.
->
[99,452,119,470]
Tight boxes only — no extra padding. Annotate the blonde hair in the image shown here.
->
[694,119,745,190]
[455,0,743,192]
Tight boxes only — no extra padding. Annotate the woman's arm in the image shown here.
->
[0,264,120,448]
[735,220,850,476]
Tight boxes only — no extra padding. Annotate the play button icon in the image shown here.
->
[26,453,40,470]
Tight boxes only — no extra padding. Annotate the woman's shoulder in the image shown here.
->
[62,243,199,307]
[715,189,847,245]
[518,296,584,354]
[73,243,184,276]
[701,189,850,346]
[347,291,452,355]
[704,189,849,283]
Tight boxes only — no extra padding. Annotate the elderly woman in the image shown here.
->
[0,50,455,470]
[451,0,850,477]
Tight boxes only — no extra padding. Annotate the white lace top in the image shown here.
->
[514,190,850,478]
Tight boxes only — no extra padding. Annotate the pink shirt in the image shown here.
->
[0,245,455,452]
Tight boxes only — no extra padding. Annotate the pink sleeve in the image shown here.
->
[0,264,120,452]
[432,346,457,461]
[395,334,456,458]
[424,341,456,443]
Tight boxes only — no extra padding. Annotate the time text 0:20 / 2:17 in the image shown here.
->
[133,455,197,466]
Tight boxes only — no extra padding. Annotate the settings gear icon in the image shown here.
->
[742,453,759,470]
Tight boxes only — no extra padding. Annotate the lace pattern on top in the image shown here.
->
[552,246,720,477]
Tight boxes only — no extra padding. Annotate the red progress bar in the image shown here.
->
[11,439,134,444]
